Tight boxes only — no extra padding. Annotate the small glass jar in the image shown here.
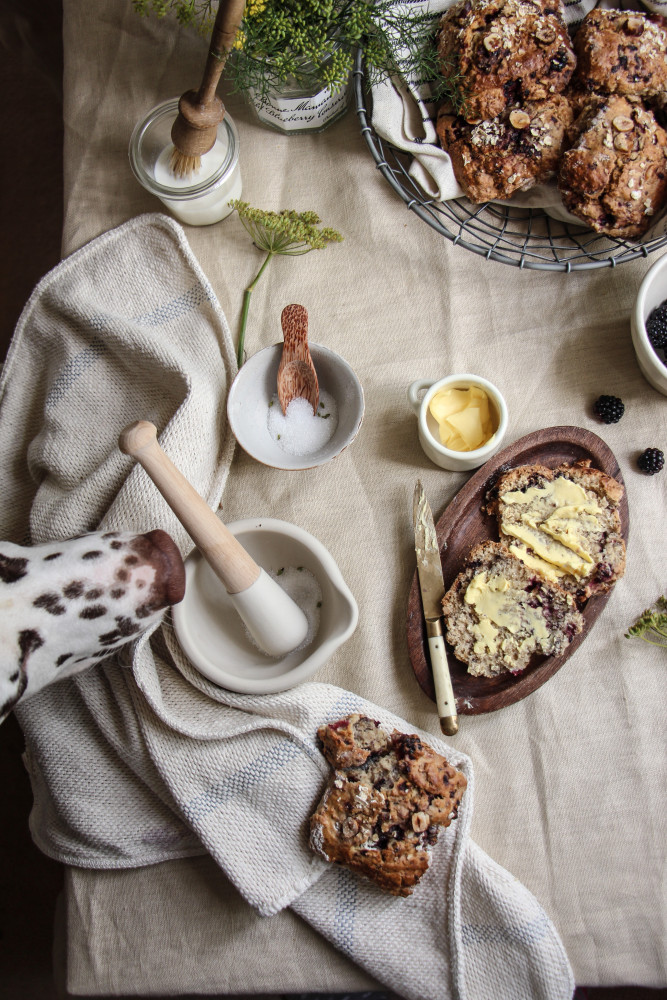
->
[129,98,242,226]
[245,50,352,135]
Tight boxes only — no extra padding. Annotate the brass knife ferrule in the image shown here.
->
[425,617,443,639]
[440,715,459,736]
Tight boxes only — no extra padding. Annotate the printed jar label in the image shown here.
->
[250,83,348,131]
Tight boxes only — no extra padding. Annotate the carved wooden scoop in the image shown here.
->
[277,304,319,415]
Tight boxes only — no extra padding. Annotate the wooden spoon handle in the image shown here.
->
[119,421,259,595]
[198,0,247,106]
[280,304,310,359]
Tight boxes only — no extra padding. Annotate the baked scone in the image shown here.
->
[487,460,626,601]
[558,96,667,237]
[437,0,575,123]
[572,8,667,100]
[316,714,389,768]
[437,95,573,202]
[441,541,584,677]
[310,714,467,896]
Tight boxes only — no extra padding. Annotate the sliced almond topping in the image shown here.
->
[624,15,644,36]
[509,109,531,129]
[535,25,556,44]
[612,116,634,133]
[483,33,502,52]
[342,817,359,838]
[412,811,430,833]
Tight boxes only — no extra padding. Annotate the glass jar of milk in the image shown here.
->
[129,98,242,226]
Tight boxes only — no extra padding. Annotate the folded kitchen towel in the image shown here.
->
[0,214,574,1000]
[371,0,667,240]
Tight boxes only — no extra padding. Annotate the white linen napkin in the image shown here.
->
[1,214,574,1000]
[370,0,667,240]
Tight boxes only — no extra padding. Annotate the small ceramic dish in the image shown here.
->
[227,343,365,470]
[631,253,667,396]
[172,517,358,694]
[407,374,508,472]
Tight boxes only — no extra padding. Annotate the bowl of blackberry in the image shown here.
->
[632,253,667,397]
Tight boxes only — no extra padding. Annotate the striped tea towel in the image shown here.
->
[1,214,573,1000]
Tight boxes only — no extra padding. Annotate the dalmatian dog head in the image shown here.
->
[0,529,185,723]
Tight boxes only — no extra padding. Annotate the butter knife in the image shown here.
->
[413,480,458,736]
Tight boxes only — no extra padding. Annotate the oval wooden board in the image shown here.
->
[406,426,630,714]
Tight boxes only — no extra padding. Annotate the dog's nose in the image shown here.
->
[131,530,186,609]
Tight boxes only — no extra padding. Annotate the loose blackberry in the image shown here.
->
[646,303,667,350]
[594,394,624,424]
[637,448,665,475]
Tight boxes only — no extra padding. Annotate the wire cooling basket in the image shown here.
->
[353,53,667,272]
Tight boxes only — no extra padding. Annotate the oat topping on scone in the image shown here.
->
[310,716,466,896]
[572,8,667,100]
[558,95,667,237]
[437,0,575,123]
[437,95,573,202]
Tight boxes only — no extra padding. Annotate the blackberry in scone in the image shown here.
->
[310,714,466,896]
[437,0,575,123]
[487,460,626,602]
[572,8,667,100]
[558,96,667,237]
[437,95,573,202]
[441,541,584,678]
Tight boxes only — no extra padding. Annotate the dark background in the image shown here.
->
[0,2,664,998]
[0,1,65,997]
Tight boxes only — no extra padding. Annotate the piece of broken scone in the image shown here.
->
[309,714,467,896]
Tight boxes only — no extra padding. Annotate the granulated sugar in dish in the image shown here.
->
[244,565,323,657]
[267,389,338,455]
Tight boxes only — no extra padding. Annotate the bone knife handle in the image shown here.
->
[426,619,458,736]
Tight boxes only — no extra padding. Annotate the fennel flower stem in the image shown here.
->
[230,200,343,366]
[237,250,274,367]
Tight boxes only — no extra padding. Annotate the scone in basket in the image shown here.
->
[353,53,667,272]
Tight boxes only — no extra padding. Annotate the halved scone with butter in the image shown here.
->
[442,540,583,677]
[486,460,626,602]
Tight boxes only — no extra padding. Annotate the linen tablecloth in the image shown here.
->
[22,0,667,992]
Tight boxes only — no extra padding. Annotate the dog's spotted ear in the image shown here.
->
[0,530,185,724]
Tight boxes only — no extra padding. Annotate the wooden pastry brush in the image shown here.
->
[170,0,247,179]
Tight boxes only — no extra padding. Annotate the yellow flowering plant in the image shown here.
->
[625,595,667,648]
[133,0,443,99]
[229,200,343,367]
